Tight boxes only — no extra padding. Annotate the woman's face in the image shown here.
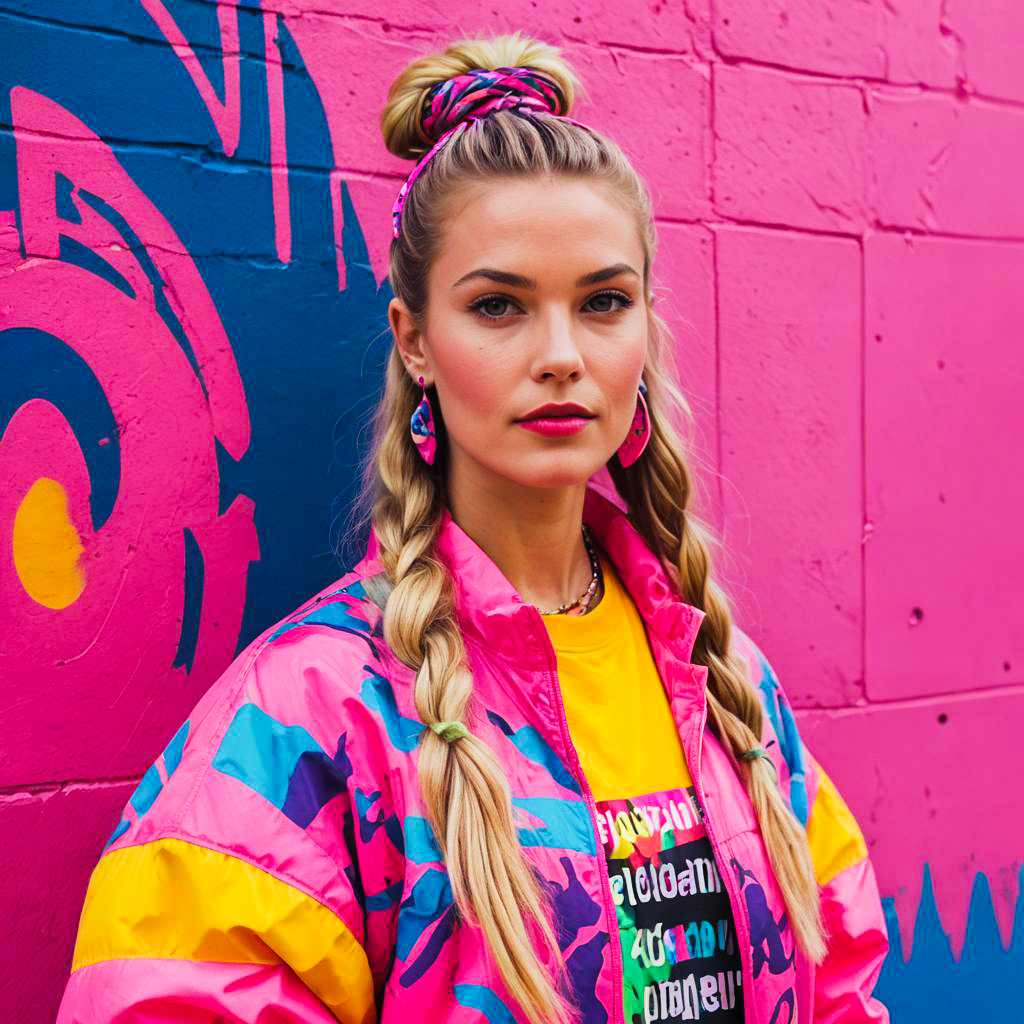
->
[395,175,649,496]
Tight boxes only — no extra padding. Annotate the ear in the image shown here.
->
[389,297,432,384]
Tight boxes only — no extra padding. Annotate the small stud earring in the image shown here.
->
[617,380,651,468]
[410,376,437,465]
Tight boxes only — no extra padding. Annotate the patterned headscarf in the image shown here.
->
[390,66,591,238]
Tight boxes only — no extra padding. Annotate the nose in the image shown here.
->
[530,308,585,383]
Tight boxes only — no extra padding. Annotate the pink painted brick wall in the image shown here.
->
[1,1,1020,1018]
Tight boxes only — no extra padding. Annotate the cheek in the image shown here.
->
[443,351,491,409]
[435,338,517,424]
[601,332,648,402]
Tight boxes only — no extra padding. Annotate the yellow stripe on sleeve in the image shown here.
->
[806,766,869,889]
[72,837,375,1024]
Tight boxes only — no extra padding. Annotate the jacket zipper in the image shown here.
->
[533,615,626,1024]
[690,691,757,1024]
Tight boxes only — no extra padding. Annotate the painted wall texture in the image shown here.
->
[0,1,1020,1020]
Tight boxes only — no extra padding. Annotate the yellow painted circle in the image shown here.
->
[12,477,86,609]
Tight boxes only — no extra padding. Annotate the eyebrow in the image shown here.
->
[451,263,640,290]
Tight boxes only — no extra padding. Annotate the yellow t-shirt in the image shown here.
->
[541,556,692,801]
[542,558,744,1023]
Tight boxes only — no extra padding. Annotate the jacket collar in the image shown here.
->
[432,486,706,666]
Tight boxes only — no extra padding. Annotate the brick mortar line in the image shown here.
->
[0,5,304,67]
[271,7,446,34]
[6,224,1024,262]
[4,217,1021,255]
[716,53,1024,113]
[666,216,1024,247]
[665,215,861,241]
[0,125,407,181]
[7,248,352,271]
[0,775,141,800]
[561,35,702,59]
[793,680,1024,715]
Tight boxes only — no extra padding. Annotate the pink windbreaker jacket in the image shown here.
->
[57,487,890,1024]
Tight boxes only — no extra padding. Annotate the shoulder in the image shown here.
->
[730,624,815,826]
[102,561,411,890]
[202,562,394,774]
[243,566,390,713]
[729,624,777,696]
[729,623,788,717]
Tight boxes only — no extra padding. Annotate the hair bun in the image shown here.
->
[380,33,579,161]
[419,66,568,145]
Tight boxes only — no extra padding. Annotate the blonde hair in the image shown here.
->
[368,32,826,1024]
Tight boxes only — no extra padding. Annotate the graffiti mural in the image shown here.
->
[0,1,389,790]
[0,1,1020,1020]
[3,82,258,736]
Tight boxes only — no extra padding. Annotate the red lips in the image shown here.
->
[514,403,596,438]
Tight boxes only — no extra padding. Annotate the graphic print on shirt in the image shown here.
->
[597,786,744,1024]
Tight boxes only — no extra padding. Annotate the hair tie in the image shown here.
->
[430,720,470,743]
[741,746,770,763]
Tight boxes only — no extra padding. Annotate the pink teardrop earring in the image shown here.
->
[617,380,651,468]
[410,376,437,466]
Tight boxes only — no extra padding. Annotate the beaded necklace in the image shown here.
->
[537,527,603,617]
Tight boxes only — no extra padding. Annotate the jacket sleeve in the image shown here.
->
[55,639,379,1024]
[733,629,890,1024]
[56,836,376,1023]
[805,759,890,1024]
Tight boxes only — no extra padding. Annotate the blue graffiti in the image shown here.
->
[1,2,390,665]
[876,864,1024,1022]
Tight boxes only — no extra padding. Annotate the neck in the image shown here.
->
[446,465,594,614]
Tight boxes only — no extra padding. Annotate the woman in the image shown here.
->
[57,33,890,1024]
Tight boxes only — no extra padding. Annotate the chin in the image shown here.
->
[498,451,610,490]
